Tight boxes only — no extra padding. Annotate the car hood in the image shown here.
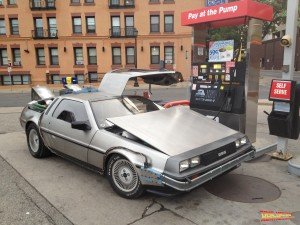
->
[107,106,239,156]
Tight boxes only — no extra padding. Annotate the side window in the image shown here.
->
[53,99,88,123]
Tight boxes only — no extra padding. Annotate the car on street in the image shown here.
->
[20,69,255,198]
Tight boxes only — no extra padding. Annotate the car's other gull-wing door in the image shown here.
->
[98,70,179,96]
[31,86,55,101]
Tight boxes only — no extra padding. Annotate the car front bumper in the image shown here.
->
[161,149,255,192]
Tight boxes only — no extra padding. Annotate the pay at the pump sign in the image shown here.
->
[188,5,238,20]
[269,80,292,101]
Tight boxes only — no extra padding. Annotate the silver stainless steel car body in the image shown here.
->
[20,69,255,196]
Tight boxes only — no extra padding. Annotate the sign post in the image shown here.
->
[7,60,12,91]
[275,0,299,160]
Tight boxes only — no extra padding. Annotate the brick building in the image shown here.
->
[0,0,204,86]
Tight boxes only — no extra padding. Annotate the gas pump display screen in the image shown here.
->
[274,102,290,113]
[213,64,222,69]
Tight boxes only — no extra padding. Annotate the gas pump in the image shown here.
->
[267,80,300,139]
[181,0,273,143]
[190,61,246,132]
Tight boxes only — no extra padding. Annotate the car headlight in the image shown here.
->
[179,156,201,172]
[179,160,189,172]
[240,136,248,145]
[235,140,241,148]
[190,156,200,167]
[235,136,248,148]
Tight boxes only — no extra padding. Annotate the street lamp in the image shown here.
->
[134,28,139,87]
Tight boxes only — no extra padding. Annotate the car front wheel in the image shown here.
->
[107,154,144,199]
[26,123,51,158]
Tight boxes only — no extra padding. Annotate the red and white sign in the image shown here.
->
[181,0,273,28]
[269,80,292,101]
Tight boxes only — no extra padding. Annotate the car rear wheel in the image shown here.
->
[107,154,144,199]
[26,123,51,158]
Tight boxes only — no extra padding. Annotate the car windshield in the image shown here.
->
[91,96,160,128]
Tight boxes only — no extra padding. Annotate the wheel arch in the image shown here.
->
[103,147,148,174]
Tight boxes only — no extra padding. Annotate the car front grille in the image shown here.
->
[201,142,237,166]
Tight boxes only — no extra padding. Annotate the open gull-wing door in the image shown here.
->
[31,86,55,101]
[98,69,179,96]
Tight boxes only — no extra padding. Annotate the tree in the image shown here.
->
[209,0,289,44]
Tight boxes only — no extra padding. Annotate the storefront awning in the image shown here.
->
[181,0,273,29]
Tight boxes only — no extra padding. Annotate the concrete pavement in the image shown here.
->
[0,106,299,225]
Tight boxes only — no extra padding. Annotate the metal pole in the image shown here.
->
[135,35,137,68]
[277,0,299,158]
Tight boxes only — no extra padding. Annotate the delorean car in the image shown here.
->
[20,69,255,198]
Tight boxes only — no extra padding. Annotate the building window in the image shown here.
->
[112,47,121,65]
[9,18,19,35]
[48,18,57,37]
[111,16,120,37]
[8,0,16,5]
[36,48,45,65]
[0,19,6,35]
[51,74,61,84]
[164,46,174,64]
[85,0,94,3]
[125,16,134,36]
[126,47,135,64]
[12,48,21,66]
[49,48,59,65]
[150,46,160,64]
[149,0,159,2]
[164,15,174,32]
[87,47,97,65]
[0,49,8,66]
[74,47,84,65]
[76,74,85,84]
[110,0,120,6]
[150,15,160,33]
[34,18,43,38]
[2,75,30,85]
[88,72,98,83]
[71,0,80,3]
[0,0,3,5]
[86,17,95,33]
[72,17,82,34]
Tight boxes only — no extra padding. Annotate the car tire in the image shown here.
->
[107,154,144,199]
[26,123,51,158]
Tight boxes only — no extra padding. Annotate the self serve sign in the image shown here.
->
[269,80,292,101]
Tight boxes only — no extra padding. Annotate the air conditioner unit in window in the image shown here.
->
[76,61,84,65]
[13,61,21,66]
[165,59,173,64]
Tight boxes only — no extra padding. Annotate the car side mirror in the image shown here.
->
[71,121,91,131]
